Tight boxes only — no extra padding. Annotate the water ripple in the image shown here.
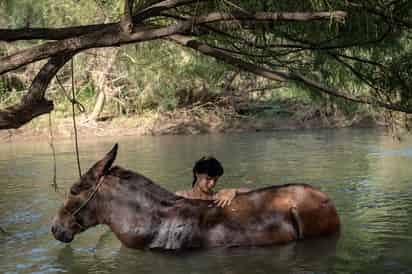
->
[1,130,412,274]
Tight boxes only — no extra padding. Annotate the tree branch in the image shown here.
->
[168,34,290,81]
[0,0,211,42]
[0,10,347,75]
[191,11,347,24]
[288,72,412,113]
[0,53,74,129]
[169,34,412,114]
[0,24,178,75]
[0,23,116,42]
[0,9,347,42]
[121,0,135,33]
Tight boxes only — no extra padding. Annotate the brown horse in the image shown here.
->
[52,144,340,250]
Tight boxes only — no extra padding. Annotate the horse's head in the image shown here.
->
[52,144,118,243]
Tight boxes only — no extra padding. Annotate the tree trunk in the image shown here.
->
[88,90,106,121]
[87,47,119,122]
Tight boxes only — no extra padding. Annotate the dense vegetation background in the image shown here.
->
[0,0,411,135]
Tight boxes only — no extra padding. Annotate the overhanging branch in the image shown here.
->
[286,73,412,114]
[0,24,174,74]
[168,34,290,81]
[0,24,115,42]
[0,10,346,75]
[0,53,74,129]
[169,34,412,114]
[0,0,212,42]
[192,11,347,24]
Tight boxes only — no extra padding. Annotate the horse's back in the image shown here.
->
[211,183,340,245]
[254,183,340,237]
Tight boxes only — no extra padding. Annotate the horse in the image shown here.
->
[52,144,340,250]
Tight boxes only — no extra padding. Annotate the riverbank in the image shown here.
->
[0,102,382,143]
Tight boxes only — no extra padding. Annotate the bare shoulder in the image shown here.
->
[175,189,192,198]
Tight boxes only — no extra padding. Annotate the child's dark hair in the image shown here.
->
[192,156,224,187]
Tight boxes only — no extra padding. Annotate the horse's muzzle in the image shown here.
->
[51,224,74,243]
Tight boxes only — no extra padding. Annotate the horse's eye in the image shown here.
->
[70,185,80,195]
[70,189,79,195]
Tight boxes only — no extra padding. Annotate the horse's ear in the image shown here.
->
[92,144,118,179]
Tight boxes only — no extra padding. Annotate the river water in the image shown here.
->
[1,129,412,274]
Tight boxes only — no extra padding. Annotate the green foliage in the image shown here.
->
[0,77,25,107]
[77,83,96,100]
[1,0,412,124]
[379,53,412,108]
[0,89,22,108]
[0,80,6,101]
[158,82,179,111]
[117,40,233,112]
[0,0,120,28]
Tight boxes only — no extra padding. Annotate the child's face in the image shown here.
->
[195,173,219,194]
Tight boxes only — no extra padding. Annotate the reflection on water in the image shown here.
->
[1,129,412,273]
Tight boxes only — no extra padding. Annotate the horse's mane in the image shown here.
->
[108,166,179,203]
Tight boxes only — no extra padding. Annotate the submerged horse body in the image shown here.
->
[52,145,340,250]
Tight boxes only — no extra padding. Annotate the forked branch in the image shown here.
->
[0,53,75,129]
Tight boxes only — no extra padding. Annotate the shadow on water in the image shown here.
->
[118,234,339,274]
[52,231,339,274]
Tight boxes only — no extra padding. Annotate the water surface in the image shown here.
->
[1,129,412,274]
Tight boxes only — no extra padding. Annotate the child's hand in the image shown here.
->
[213,189,237,207]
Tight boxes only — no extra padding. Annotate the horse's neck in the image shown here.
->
[97,183,162,236]
[96,174,208,249]
[101,193,204,249]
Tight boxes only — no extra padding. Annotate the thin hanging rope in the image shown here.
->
[48,113,58,191]
[55,76,86,113]
[71,58,82,179]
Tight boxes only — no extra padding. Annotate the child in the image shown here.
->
[175,156,249,207]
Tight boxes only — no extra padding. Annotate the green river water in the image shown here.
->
[1,129,412,274]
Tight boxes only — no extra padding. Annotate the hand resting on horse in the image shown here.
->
[213,188,250,207]
[176,187,250,207]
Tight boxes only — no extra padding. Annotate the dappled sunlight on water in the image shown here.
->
[1,129,412,273]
